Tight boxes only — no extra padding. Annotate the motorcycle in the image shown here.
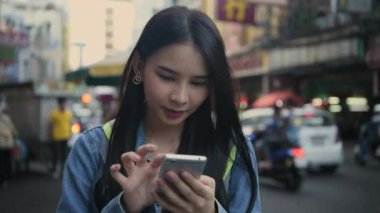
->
[250,130,304,191]
[353,141,380,166]
[353,121,380,166]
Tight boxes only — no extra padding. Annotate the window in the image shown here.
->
[106,8,113,15]
[106,19,113,26]
[105,43,113,49]
[106,31,113,38]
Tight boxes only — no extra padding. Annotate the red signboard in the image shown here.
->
[0,30,28,47]
[229,52,264,71]
[216,0,256,24]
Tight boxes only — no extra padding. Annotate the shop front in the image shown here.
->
[230,25,373,138]
[228,47,270,109]
[267,27,371,138]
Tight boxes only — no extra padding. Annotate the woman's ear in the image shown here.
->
[132,52,144,80]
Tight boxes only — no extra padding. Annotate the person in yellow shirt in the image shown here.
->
[50,97,72,178]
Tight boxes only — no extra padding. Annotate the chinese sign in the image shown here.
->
[216,0,256,24]
[0,30,28,47]
[229,50,269,77]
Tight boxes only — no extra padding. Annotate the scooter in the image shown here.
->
[250,131,304,191]
[353,141,380,166]
[353,121,380,166]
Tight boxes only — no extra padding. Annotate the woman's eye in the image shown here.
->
[191,81,208,86]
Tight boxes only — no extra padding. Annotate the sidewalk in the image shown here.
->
[0,161,61,213]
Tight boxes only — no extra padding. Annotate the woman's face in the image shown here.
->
[138,42,209,127]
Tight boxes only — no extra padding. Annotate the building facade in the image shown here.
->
[0,0,65,87]
[222,0,380,138]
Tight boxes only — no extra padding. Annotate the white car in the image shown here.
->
[291,107,344,173]
[240,108,308,170]
[240,108,274,136]
[240,106,344,173]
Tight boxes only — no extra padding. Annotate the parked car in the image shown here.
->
[240,105,344,173]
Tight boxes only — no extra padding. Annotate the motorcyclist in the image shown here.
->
[357,107,380,163]
[257,100,290,169]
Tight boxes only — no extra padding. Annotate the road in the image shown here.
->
[0,142,379,213]
[261,143,380,213]
[0,171,61,213]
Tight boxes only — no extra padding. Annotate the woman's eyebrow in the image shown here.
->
[193,75,209,80]
[157,65,209,79]
[157,65,177,74]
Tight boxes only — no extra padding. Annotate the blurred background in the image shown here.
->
[0,0,379,212]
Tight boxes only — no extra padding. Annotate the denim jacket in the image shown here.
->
[57,123,261,213]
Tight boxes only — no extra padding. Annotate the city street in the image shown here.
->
[0,142,379,213]
[0,170,61,213]
[1,1,380,213]
[261,142,380,213]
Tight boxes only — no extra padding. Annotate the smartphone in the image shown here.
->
[159,154,207,179]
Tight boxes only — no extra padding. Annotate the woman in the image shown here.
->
[0,97,17,189]
[57,6,261,213]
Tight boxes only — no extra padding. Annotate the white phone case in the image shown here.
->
[159,154,207,178]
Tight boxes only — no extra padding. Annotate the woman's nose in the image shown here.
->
[170,85,189,105]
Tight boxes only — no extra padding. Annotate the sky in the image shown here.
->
[67,0,106,70]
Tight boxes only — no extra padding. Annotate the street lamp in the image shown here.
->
[73,42,86,68]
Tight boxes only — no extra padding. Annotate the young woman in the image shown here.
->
[57,6,261,213]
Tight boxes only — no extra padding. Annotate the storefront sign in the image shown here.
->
[0,45,16,65]
[246,0,287,6]
[338,0,372,14]
[0,30,28,47]
[229,50,269,77]
[216,0,256,24]
[270,38,361,70]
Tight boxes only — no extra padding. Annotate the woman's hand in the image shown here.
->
[110,144,164,213]
[151,171,216,213]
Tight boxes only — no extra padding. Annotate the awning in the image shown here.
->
[65,49,130,86]
[65,67,89,82]
[65,67,123,86]
[252,91,304,108]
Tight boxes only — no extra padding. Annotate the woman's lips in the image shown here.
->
[164,108,185,119]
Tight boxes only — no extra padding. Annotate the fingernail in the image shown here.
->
[158,178,165,186]
[110,164,118,171]
[179,170,188,177]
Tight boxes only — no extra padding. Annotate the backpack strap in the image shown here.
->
[101,122,237,181]
[102,122,112,141]
[223,145,237,181]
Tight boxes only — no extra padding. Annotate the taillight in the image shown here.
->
[290,147,305,158]
[303,112,314,119]
[71,123,81,134]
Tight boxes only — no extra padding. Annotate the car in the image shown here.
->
[240,105,344,173]
[240,107,274,137]
[291,106,344,173]
[240,107,308,170]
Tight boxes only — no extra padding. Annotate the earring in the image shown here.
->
[132,75,142,85]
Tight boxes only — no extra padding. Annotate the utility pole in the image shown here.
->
[73,42,86,68]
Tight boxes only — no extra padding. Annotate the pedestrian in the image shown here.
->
[57,6,261,213]
[50,97,72,178]
[0,95,17,189]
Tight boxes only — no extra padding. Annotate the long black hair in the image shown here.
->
[95,6,257,211]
